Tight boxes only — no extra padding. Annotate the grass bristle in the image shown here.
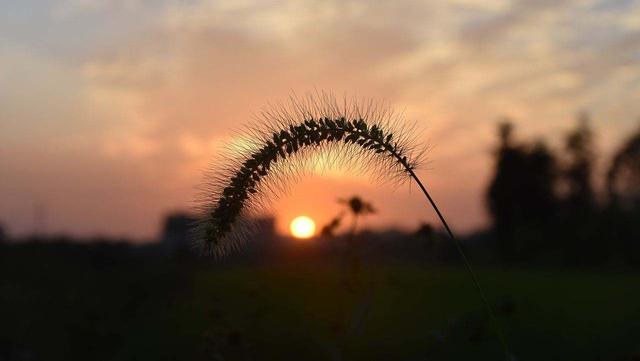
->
[195,92,427,256]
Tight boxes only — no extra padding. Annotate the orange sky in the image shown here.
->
[1,0,639,240]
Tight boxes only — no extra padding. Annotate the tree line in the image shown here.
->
[487,116,640,266]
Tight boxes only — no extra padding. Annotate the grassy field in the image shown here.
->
[1,245,639,360]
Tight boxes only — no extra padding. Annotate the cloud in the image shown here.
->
[52,0,145,19]
[2,0,640,237]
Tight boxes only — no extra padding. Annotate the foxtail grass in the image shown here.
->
[196,92,510,358]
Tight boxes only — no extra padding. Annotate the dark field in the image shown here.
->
[1,243,639,361]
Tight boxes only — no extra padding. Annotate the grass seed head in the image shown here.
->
[195,92,427,256]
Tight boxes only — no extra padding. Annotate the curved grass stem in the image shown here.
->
[406,168,511,359]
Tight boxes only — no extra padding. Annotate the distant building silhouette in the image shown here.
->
[252,217,276,240]
[160,213,276,255]
[161,213,198,253]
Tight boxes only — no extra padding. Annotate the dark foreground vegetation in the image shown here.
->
[1,240,639,361]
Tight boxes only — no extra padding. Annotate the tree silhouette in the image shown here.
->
[604,124,640,265]
[487,121,522,261]
[487,120,559,262]
[563,114,596,211]
[607,124,640,205]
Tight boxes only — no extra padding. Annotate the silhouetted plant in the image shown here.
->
[339,196,376,236]
[198,93,509,357]
[318,195,378,343]
[321,196,376,239]
[320,215,343,239]
[322,196,377,291]
[340,196,376,216]
[415,223,447,264]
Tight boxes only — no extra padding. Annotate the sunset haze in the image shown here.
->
[2,0,640,239]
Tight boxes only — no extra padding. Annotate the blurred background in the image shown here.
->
[1,0,640,360]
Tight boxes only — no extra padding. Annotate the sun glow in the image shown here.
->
[289,216,316,239]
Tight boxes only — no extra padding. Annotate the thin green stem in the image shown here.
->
[406,168,510,359]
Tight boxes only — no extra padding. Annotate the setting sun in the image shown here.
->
[289,216,316,239]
